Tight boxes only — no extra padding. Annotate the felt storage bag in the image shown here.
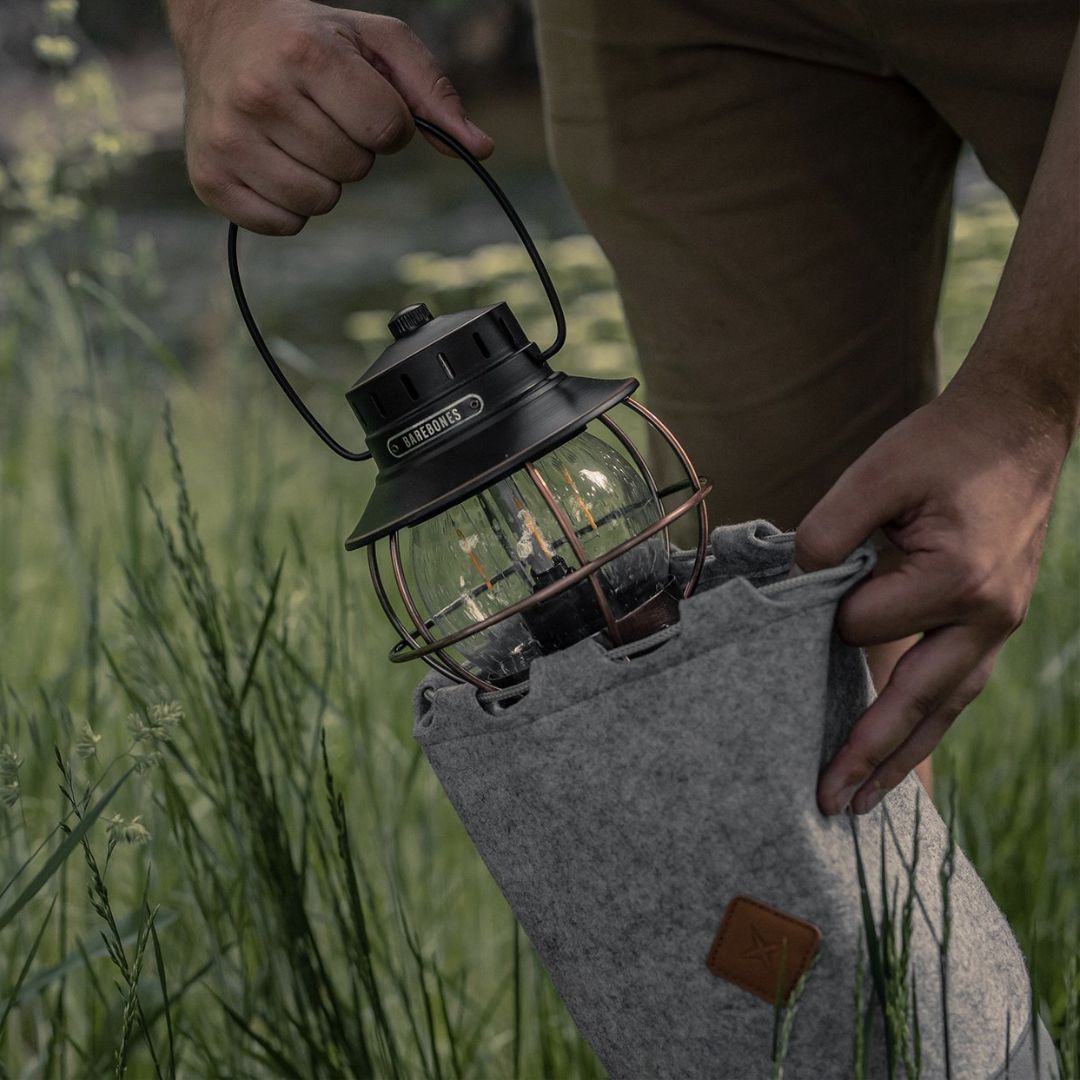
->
[413,520,1056,1079]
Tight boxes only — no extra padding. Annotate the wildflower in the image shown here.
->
[75,722,101,759]
[53,64,115,114]
[100,249,132,278]
[46,0,79,20]
[39,193,84,227]
[12,148,55,191]
[106,814,150,846]
[90,132,123,158]
[468,243,530,279]
[0,745,21,809]
[344,309,395,344]
[132,749,163,774]
[10,222,42,248]
[128,701,182,743]
[549,233,607,270]
[396,251,441,283]
[425,256,474,291]
[33,34,79,66]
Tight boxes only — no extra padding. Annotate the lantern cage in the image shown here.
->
[368,397,711,692]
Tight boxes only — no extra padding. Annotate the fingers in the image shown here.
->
[189,133,340,234]
[817,625,990,815]
[836,551,955,646]
[837,540,1027,648]
[263,94,375,183]
[849,656,996,813]
[240,138,343,219]
[290,29,418,154]
[794,444,910,572]
[343,13,494,159]
[192,175,306,236]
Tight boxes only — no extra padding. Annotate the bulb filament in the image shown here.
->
[562,468,597,530]
[455,527,494,591]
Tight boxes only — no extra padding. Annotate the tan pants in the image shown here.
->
[534,0,1076,531]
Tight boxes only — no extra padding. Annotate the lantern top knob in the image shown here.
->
[388,303,434,340]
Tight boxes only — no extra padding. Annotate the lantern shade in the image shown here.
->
[342,300,639,549]
[344,370,638,549]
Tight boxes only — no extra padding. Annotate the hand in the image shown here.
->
[171,0,493,234]
[795,377,1072,816]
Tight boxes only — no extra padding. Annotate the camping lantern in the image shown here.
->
[227,118,711,691]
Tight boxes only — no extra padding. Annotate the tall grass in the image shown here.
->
[0,16,1077,1072]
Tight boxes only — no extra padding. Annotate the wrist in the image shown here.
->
[943,357,1078,483]
[167,0,273,60]
[952,336,1080,440]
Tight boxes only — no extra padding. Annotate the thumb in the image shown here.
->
[350,13,494,160]
[794,452,908,571]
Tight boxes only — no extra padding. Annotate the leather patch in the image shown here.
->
[706,895,822,1004]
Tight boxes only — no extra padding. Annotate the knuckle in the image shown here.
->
[267,215,306,237]
[996,593,1029,634]
[307,180,342,216]
[187,159,228,203]
[1008,596,1030,632]
[881,673,939,723]
[843,732,885,775]
[337,151,374,182]
[349,153,374,181]
[938,698,967,725]
[278,27,325,69]
[950,558,1025,632]
[204,120,245,157]
[370,110,411,152]
[377,15,411,38]
[428,72,461,104]
[232,73,280,115]
[949,557,996,609]
[903,687,939,721]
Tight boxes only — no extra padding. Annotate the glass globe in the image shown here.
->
[403,428,670,684]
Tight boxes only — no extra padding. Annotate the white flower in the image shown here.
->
[47,0,79,20]
[33,34,78,66]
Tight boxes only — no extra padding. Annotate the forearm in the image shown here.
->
[951,28,1080,445]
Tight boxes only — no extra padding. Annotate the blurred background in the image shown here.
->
[0,1,1076,1076]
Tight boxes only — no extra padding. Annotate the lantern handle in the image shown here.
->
[226,115,567,463]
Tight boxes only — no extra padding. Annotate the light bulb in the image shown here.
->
[403,429,669,684]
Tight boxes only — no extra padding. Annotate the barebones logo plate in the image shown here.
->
[386,394,484,459]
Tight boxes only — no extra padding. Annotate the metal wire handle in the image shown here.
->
[226,115,568,462]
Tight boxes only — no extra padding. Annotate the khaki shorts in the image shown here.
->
[534,0,1076,532]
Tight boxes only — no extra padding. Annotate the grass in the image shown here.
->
[0,54,1077,1075]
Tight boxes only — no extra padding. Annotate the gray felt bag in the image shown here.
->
[413,520,1057,1079]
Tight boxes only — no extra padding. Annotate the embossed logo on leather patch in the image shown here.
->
[706,895,822,1003]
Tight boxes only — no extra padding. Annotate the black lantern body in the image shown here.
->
[228,118,711,692]
[342,300,636,548]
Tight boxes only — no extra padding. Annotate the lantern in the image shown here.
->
[228,118,711,692]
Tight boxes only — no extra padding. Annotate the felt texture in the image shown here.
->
[414,520,1056,1079]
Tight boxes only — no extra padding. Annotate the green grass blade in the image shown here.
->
[16,909,178,1005]
[0,894,57,1043]
[0,767,132,933]
[237,553,285,710]
[148,904,176,1080]
[68,273,183,377]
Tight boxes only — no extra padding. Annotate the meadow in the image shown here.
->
[0,31,1077,1079]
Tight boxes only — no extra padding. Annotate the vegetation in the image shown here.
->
[0,5,1077,1076]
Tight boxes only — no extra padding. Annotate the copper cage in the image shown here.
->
[368,397,712,693]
